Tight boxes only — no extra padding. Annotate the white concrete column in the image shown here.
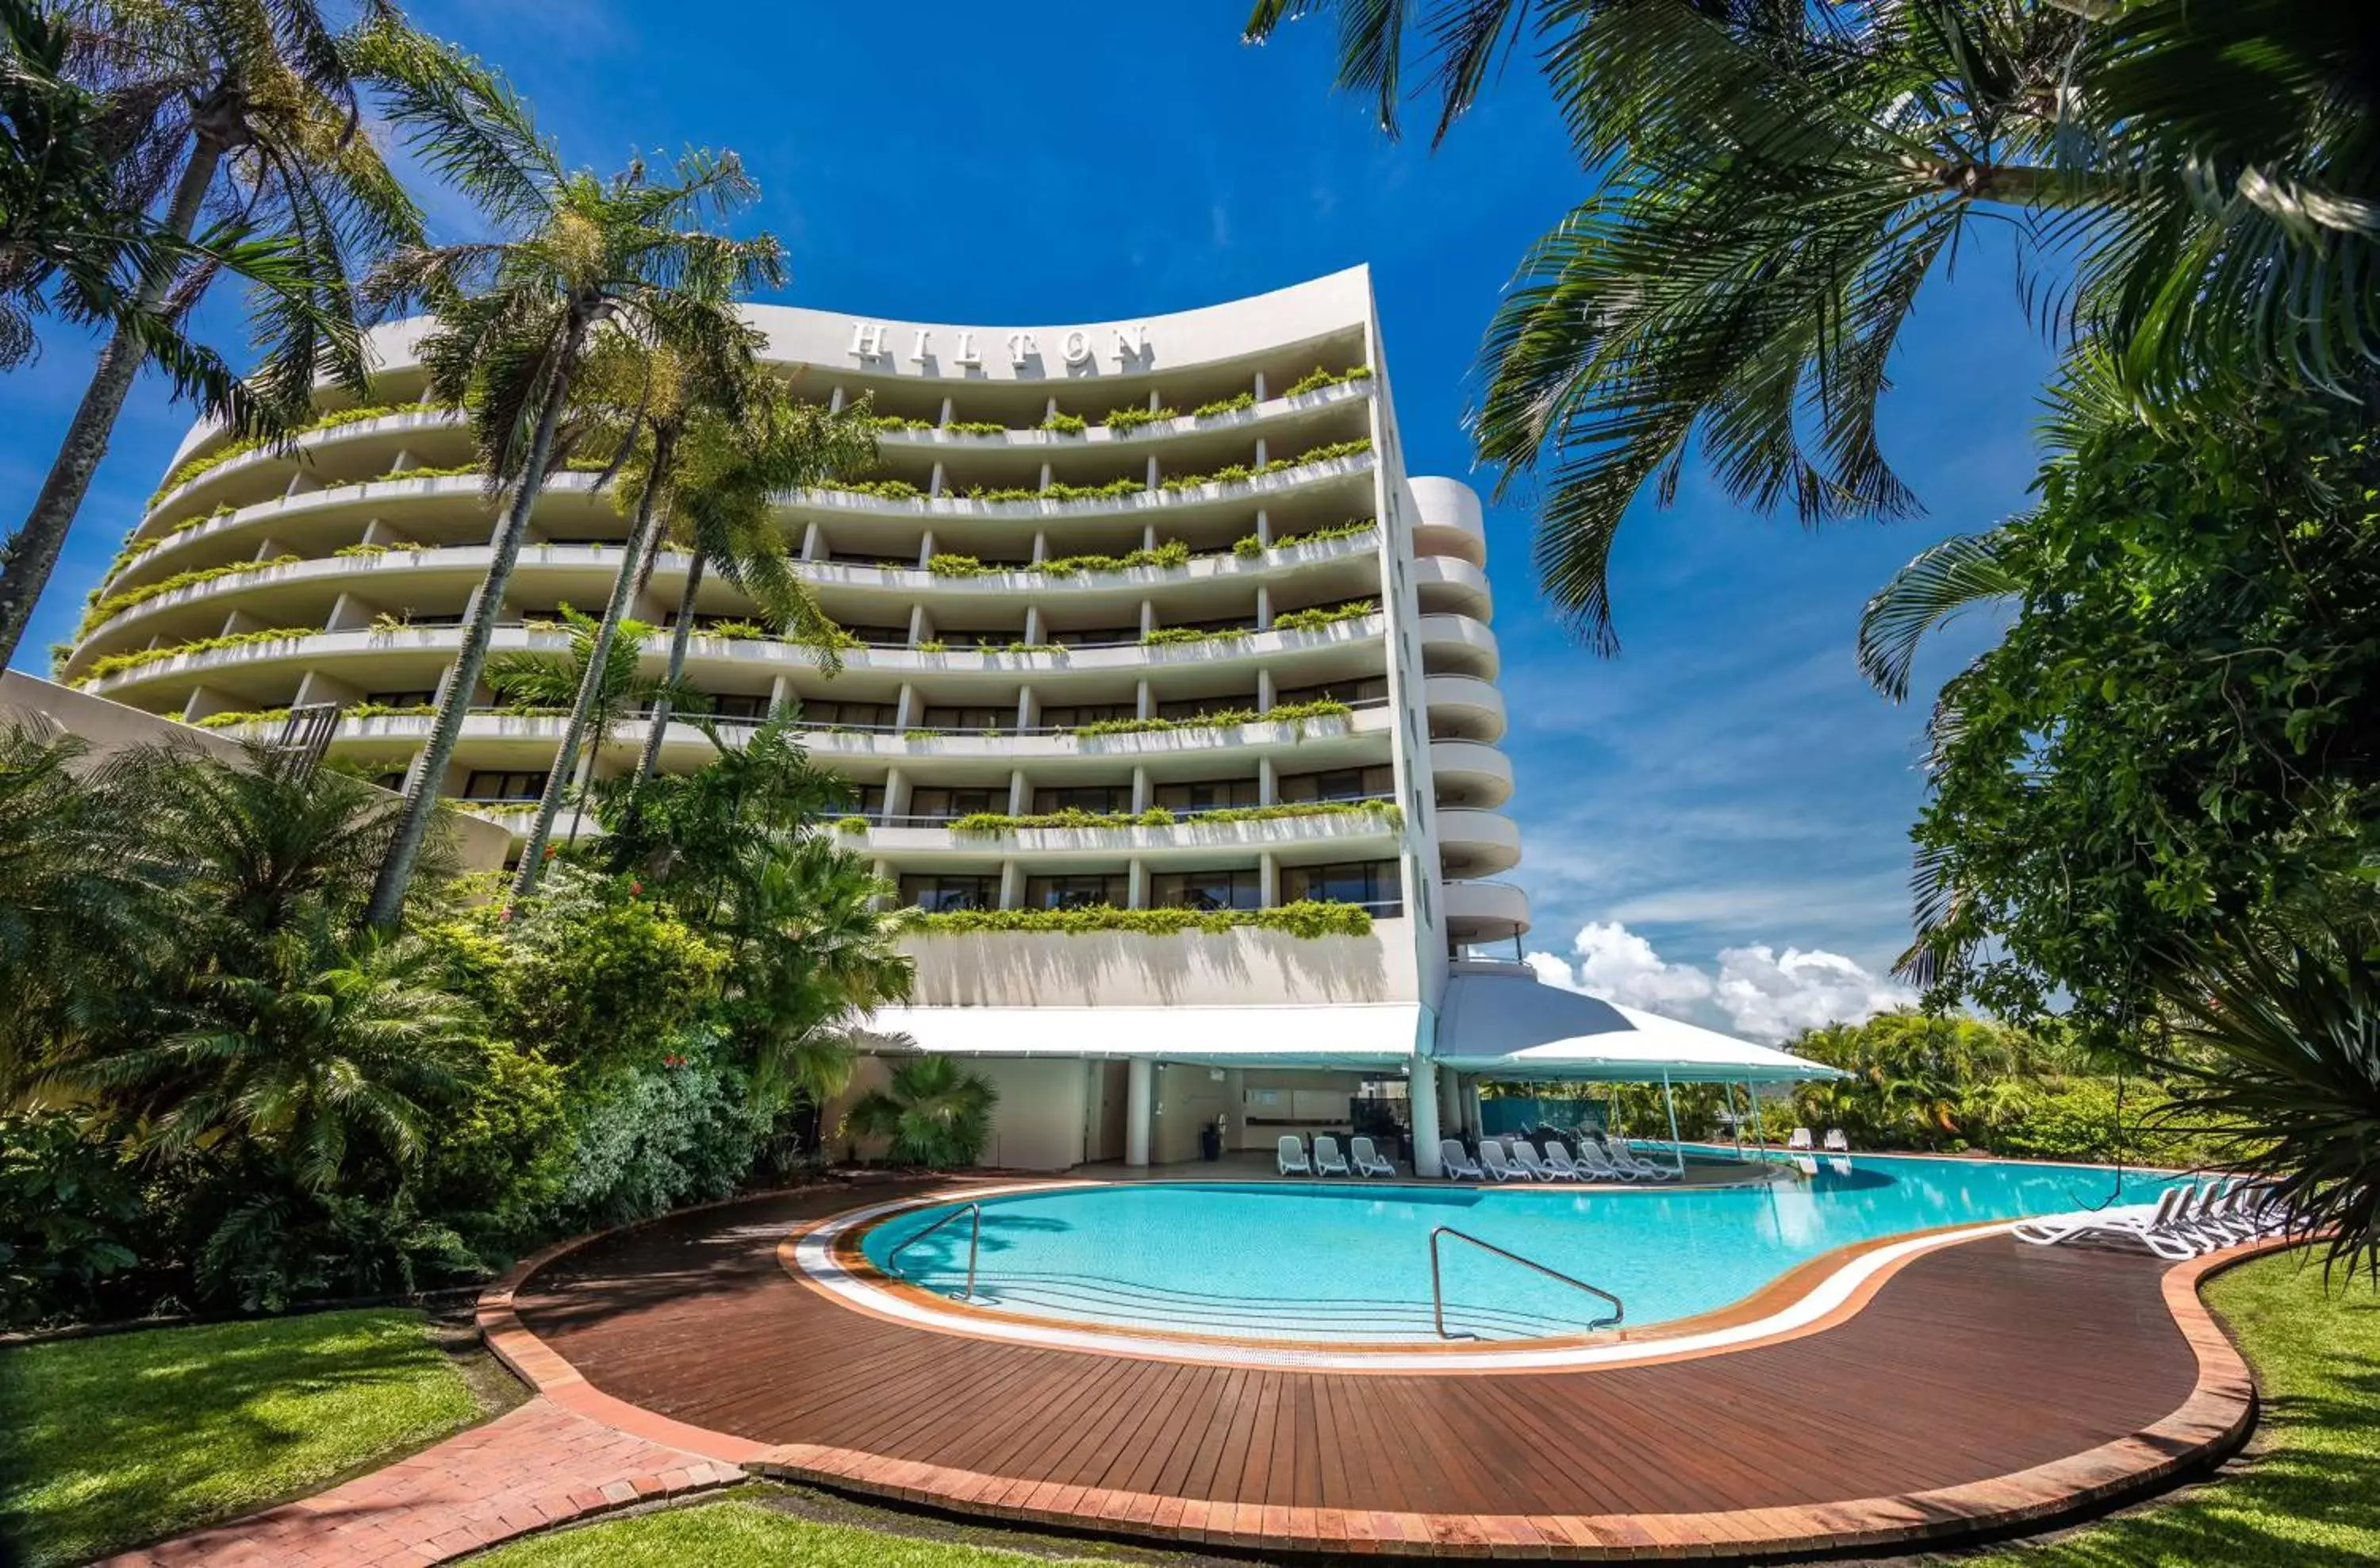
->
[894,683,918,730]
[1135,678,1154,720]
[1138,598,1156,638]
[1031,529,1050,565]
[1253,436,1269,470]
[1023,605,1045,644]
[1015,686,1038,731]
[828,386,845,414]
[1258,851,1279,907]
[916,530,935,569]
[1127,857,1150,909]
[1132,765,1152,813]
[800,521,822,562]
[1438,1065,1464,1145]
[1255,508,1272,548]
[1125,1058,1155,1167]
[1411,1056,1442,1177]
[1008,769,1031,815]
[767,674,795,717]
[884,767,910,818]
[1145,454,1160,492]
[1259,755,1279,805]
[928,461,945,500]
[908,605,934,646]
[1463,1076,1485,1141]
[1255,585,1273,631]
[1257,668,1277,711]
[1038,460,1054,494]
[999,860,1023,909]
[1223,1067,1246,1151]
[938,395,954,428]
[1253,371,1267,402]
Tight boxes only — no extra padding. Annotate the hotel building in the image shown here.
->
[63,267,1798,1175]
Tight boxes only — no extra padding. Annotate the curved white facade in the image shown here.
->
[66,265,1540,1172]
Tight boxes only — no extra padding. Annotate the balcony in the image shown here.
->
[837,801,1401,862]
[1442,878,1530,943]
[1434,808,1522,878]
[1408,475,1486,567]
[1416,613,1499,680]
[1429,738,1514,809]
[1420,674,1506,744]
[1411,554,1491,621]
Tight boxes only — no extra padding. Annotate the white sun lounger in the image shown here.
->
[1349,1136,1395,1178]
[1276,1135,1311,1176]
[1478,1139,1534,1183]
[2013,1184,2201,1259]
[1506,1142,1561,1182]
[1787,1128,1814,1151]
[1311,1134,1352,1177]
[1595,1131,1679,1182]
[1438,1139,1484,1180]
[1541,1140,1595,1182]
[1823,1128,1851,1153]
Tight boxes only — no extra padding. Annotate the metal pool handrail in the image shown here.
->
[1430,1226,1623,1339]
[886,1201,982,1301]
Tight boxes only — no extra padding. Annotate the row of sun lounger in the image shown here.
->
[2013,1178,2295,1261]
[1440,1135,1680,1185]
[1275,1134,1398,1177]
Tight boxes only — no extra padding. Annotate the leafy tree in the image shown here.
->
[0,0,426,668]
[620,378,878,805]
[351,23,782,931]
[506,341,872,897]
[1871,392,2380,1036]
[845,1055,997,1169]
[0,719,165,1090]
[1242,1,2380,647]
[485,602,703,852]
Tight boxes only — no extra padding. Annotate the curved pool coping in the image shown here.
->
[789,1178,2017,1370]
[478,1179,2275,1561]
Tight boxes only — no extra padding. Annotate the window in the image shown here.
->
[907,786,1005,821]
[899,874,1001,912]
[1275,676,1388,708]
[364,689,436,707]
[1278,764,1394,804]
[463,769,547,801]
[1038,701,1137,728]
[1151,775,1261,813]
[1024,872,1130,910]
[842,623,909,647]
[1156,691,1258,721]
[709,692,770,721]
[921,704,1014,732]
[797,698,898,729]
[1281,859,1402,914]
[856,784,888,816]
[1031,784,1134,814]
[1150,867,1261,912]
[1045,625,1143,648]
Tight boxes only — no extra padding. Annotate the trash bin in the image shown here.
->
[1198,1126,1222,1162]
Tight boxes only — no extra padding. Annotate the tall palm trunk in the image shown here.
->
[0,134,225,668]
[510,431,674,897]
[635,552,704,789]
[363,319,588,933]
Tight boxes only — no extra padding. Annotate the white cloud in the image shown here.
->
[1523,921,1915,1043]
[1524,920,1714,1011]
[1711,943,1916,1042]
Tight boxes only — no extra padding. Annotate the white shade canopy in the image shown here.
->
[1429,972,1845,1084]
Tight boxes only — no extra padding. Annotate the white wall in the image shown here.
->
[899,918,1420,1008]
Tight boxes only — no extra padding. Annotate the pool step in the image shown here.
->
[897,1268,1604,1343]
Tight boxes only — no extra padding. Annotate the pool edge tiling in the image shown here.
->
[487,1181,2268,1562]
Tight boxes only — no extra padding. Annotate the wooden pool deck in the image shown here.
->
[487,1179,2262,1561]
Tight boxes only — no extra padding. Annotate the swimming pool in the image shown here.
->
[857,1156,2187,1343]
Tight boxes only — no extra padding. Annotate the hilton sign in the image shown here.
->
[847,321,1150,372]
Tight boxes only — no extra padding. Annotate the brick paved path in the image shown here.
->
[97,1397,740,1567]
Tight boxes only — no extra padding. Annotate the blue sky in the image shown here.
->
[0,4,2058,1037]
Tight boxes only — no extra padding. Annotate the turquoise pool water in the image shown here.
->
[860,1155,2189,1342]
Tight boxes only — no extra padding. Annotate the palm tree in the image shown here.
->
[0,717,167,1093]
[505,339,872,898]
[622,377,877,803]
[845,1055,997,1169]
[2148,927,2380,1280]
[0,0,425,669]
[350,24,783,932]
[719,833,916,1108]
[485,601,704,848]
[1242,2,2380,648]
[70,931,479,1193]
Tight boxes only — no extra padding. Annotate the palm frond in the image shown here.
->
[1856,526,2028,701]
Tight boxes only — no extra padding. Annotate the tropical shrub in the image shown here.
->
[547,1029,773,1229]
[0,1112,144,1328]
[1102,403,1177,433]
[845,1056,997,1168]
[1284,364,1373,397]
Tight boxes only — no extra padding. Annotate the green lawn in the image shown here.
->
[470,1497,1137,1566]
[0,1308,492,1568]
[1978,1251,2380,1566]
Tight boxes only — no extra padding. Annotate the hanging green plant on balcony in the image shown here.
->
[1102,404,1178,434]
[864,414,935,431]
[915,900,1372,938]
[1042,412,1088,435]
[146,401,451,504]
[1192,391,1257,418]
[944,799,1399,836]
[831,477,926,501]
[1273,599,1379,634]
[1069,698,1353,739]
[1232,517,1378,558]
[834,816,872,834]
[927,553,996,577]
[1140,624,1249,647]
[78,554,305,634]
[77,625,317,685]
[1284,364,1375,398]
[946,420,1007,436]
